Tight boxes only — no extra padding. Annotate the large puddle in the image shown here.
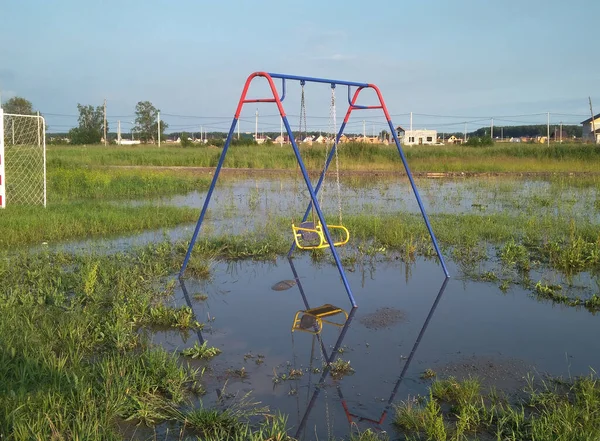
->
[151,253,599,438]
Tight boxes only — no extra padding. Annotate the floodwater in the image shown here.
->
[53,174,600,255]
[151,252,599,439]
[40,174,600,438]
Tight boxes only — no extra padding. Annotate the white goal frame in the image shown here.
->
[0,108,47,208]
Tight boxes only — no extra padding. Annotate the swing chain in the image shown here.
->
[299,80,307,142]
[330,85,343,224]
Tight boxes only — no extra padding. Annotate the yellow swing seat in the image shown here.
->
[292,221,349,250]
[291,303,349,334]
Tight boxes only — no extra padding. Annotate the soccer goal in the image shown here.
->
[0,109,47,208]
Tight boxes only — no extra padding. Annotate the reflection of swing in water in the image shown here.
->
[291,262,449,438]
[292,304,348,335]
[292,81,349,250]
[180,279,205,345]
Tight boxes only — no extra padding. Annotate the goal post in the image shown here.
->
[0,109,4,208]
[0,110,47,207]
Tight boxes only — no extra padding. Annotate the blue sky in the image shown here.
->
[1,0,598,134]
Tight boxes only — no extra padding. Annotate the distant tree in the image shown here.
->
[180,132,193,147]
[134,101,168,143]
[68,103,106,144]
[3,96,35,115]
[465,136,493,147]
[379,130,389,141]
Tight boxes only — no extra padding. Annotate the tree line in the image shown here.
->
[469,125,582,139]
[2,96,168,145]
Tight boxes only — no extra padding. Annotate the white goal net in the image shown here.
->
[0,109,46,207]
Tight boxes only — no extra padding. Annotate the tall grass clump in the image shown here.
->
[394,374,600,441]
[0,242,213,439]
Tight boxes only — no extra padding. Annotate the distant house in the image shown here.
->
[255,135,271,144]
[446,135,463,145]
[274,135,289,144]
[401,129,437,146]
[301,135,314,144]
[581,114,600,144]
[355,136,380,144]
[314,134,326,144]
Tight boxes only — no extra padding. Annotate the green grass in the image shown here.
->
[0,202,198,247]
[48,142,600,173]
[181,341,222,360]
[48,166,210,202]
[0,242,211,439]
[395,374,600,441]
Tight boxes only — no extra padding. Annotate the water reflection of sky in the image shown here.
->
[162,176,600,222]
[152,254,599,440]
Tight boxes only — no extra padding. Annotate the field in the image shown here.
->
[50,141,600,172]
[1,142,599,440]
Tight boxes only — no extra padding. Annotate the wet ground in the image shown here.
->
[39,175,600,438]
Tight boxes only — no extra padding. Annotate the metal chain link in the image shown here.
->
[298,81,307,142]
[331,86,343,224]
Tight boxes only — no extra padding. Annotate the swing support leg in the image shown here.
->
[180,118,238,277]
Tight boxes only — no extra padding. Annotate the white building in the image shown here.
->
[581,114,600,144]
[400,129,438,146]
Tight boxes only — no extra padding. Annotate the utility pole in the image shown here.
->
[501,127,503,141]
[255,109,258,141]
[363,120,366,140]
[464,122,467,143]
[490,118,494,140]
[589,97,597,144]
[117,120,121,145]
[103,99,107,146]
[547,112,550,146]
[200,126,203,143]
[157,111,161,147]
[560,121,563,143]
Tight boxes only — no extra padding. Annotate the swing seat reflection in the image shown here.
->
[292,221,350,250]
[292,303,349,335]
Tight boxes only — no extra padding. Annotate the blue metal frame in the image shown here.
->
[179,72,450,308]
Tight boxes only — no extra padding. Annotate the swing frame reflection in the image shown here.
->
[288,257,449,437]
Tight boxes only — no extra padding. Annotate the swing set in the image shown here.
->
[179,72,450,307]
